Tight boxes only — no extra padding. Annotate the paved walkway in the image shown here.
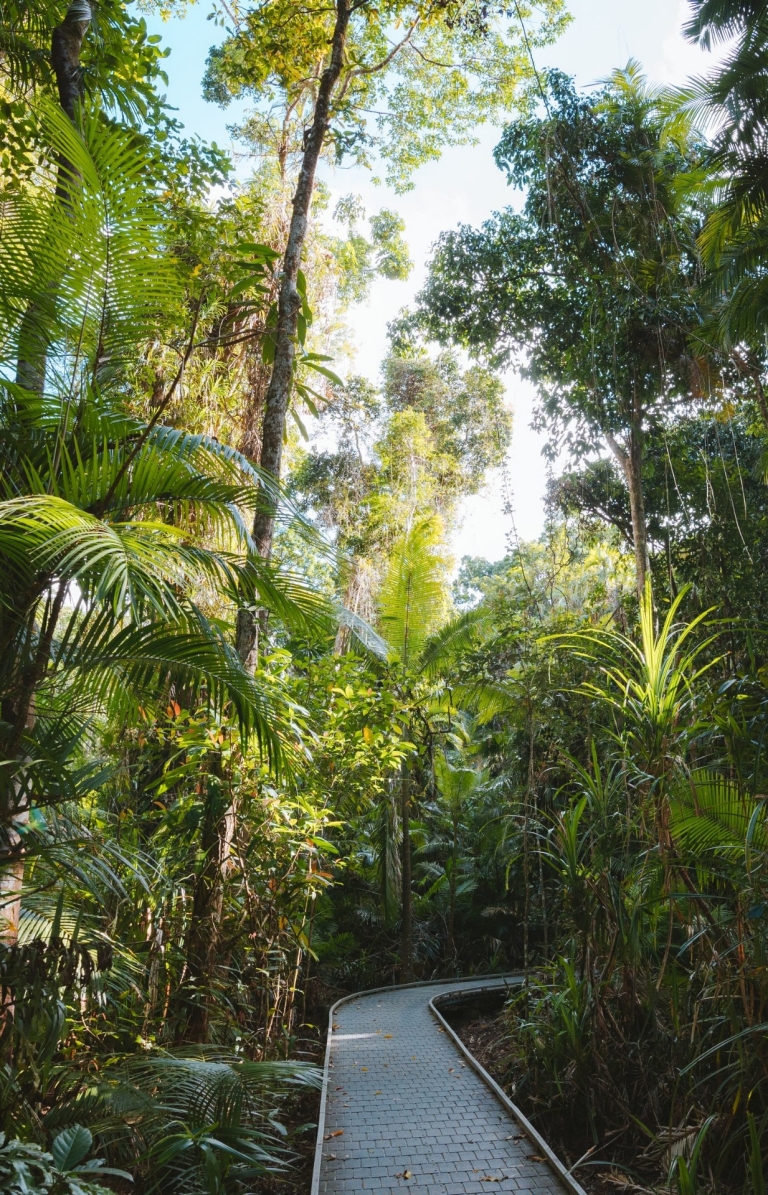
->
[316,978,569,1195]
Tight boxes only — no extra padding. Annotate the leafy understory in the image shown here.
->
[2,2,768,1193]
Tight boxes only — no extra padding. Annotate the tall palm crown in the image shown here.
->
[685,0,768,339]
[0,102,327,820]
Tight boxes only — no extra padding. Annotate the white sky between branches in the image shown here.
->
[146,0,720,564]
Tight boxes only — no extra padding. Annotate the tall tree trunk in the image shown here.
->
[606,395,649,600]
[400,770,413,982]
[1,582,65,952]
[522,707,532,988]
[182,759,236,1042]
[236,0,351,665]
[16,1,91,395]
[446,811,457,966]
[252,0,351,560]
[52,1,92,120]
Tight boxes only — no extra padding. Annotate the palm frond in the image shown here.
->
[670,768,766,860]
[418,605,493,677]
[378,516,451,668]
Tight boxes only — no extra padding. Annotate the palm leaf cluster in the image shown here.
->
[46,1052,321,1193]
[0,101,332,797]
[683,1,768,340]
[0,94,335,1187]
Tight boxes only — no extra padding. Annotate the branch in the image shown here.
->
[343,16,421,84]
[605,429,629,472]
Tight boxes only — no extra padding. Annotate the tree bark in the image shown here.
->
[0,825,26,946]
[1,583,65,950]
[182,758,236,1042]
[606,397,649,601]
[52,1,92,121]
[446,811,457,966]
[251,0,352,559]
[400,771,413,982]
[236,0,351,664]
[235,607,259,671]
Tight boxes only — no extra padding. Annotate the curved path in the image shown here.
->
[312,977,584,1195]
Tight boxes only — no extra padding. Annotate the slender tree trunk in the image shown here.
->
[1,583,65,953]
[447,811,457,967]
[537,796,548,954]
[252,0,351,560]
[606,396,649,600]
[237,0,351,664]
[0,690,35,1029]
[400,771,413,982]
[16,2,91,395]
[522,707,533,988]
[730,349,768,430]
[182,758,236,1042]
[235,607,259,670]
[0,822,27,946]
[52,2,92,119]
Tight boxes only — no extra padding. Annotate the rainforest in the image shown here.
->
[2,1,768,1193]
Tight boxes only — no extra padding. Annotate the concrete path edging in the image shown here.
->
[429,989,588,1195]
[310,976,504,1195]
[310,975,589,1195]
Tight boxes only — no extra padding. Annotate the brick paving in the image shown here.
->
[317,978,568,1195]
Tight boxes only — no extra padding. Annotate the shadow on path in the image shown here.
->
[314,977,578,1195]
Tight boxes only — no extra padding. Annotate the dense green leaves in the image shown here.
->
[6,2,768,1193]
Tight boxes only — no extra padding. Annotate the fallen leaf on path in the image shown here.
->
[481,1176,506,1183]
[395,1169,412,1180]
[383,1034,393,1038]
[527,1154,545,1162]
[332,1023,339,1029]
[324,1130,344,1140]
[374,1090,382,1094]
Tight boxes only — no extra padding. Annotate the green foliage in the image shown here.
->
[379,517,451,667]
[0,1,171,128]
[562,580,718,775]
[682,1,768,343]
[202,0,568,192]
[290,349,511,587]
[331,198,412,304]
[0,104,332,781]
[0,1130,119,1195]
[382,352,511,492]
[418,66,709,460]
[7,3,768,1193]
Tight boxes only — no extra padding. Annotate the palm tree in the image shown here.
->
[376,515,490,977]
[377,516,450,978]
[684,1,768,346]
[433,753,484,965]
[0,101,328,947]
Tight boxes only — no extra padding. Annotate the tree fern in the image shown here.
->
[377,516,450,667]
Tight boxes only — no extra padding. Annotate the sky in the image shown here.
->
[146,0,717,564]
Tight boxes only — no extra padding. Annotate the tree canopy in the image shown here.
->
[4,3,768,1193]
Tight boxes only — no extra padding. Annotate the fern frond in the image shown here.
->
[378,516,451,667]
